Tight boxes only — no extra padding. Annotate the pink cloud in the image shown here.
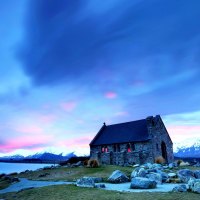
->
[167,125,200,141]
[0,135,52,153]
[60,101,77,112]
[104,92,117,99]
[15,125,43,134]
[58,137,92,148]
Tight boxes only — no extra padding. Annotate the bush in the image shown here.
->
[176,159,183,166]
[87,159,100,168]
[155,156,165,164]
[59,156,89,166]
[83,160,88,166]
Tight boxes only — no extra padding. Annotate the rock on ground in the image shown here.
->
[130,177,157,189]
[146,172,162,184]
[83,177,103,183]
[194,170,200,179]
[188,178,200,194]
[177,169,195,183]
[172,184,187,192]
[76,177,95,188]
[168,173,177,178]
[108,170,129,183]
[131,168,147,178]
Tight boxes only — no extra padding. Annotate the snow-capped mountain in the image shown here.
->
[26,152,77,161]
[0,152,76,162]
[0,154,25,160]
[174,138,200,158]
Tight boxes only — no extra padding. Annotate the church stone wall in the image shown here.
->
[90,141,154,165]
[90,115,174,165]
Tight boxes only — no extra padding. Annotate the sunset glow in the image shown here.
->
[0,0,200,156]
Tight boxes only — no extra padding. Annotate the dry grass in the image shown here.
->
[176,159,183,166]
[1,184,200,200]
[155,156,165,164]
[0,179,11,190]
[87,159,100,168]
[17,165,133,182]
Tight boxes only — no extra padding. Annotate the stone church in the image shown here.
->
[90,115,174,165]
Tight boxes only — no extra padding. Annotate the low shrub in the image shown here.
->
[176,159,183,166]
[87,159,100,168]
[155,156,165,164]
[83,160,88,166]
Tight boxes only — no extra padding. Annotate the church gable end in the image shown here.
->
[90,115,174,165]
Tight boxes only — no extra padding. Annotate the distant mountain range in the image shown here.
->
[0,152,77,163]
[174,138,200,158]
[1,138,200,163]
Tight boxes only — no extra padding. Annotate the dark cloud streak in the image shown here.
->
[19,0,200,87]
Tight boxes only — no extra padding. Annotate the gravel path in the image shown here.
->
[0,178,181,194]
[0,178,74,194]
[102,182,181,193]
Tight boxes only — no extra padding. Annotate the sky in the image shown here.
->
[0,0,200,156]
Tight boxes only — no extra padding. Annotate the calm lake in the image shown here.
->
[0,162,55,174]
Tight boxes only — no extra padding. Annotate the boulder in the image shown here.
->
[142,163,153,169]
[177,169,195,183]
[131,168,147,178]
[152,163,162,170]
[83,176,103,183]
[130,177,157,189]
[172,184,187,192]
[76,177,95,188]
[163,166,169,169]
[146,172,162,184]
[179,162,190,167]
[73,161,82,167]
[160,172,169,183]
[168,163,174,169]
[193,162,200,167]
[95,184,106,188]
[147,169,158,173]
[194,170,200,179]
[168,173,177,178]
[108,170,129,183]
[166,178,182,183]
[133,164,140,168]
[188,178,200,194]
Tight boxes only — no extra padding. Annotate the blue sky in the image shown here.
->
[0,0,200,156]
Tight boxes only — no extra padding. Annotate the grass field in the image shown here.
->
[17,165,134,182]
[0,179,11,190]
[1,165,200,199]
[0,184,200,200]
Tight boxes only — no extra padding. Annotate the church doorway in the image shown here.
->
[161,141,168,163]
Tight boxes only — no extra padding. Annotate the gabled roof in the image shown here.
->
[90,119,150,146]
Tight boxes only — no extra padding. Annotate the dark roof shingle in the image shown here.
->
[90,119,150,146]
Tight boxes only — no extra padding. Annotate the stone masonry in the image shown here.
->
[90,115,174,165]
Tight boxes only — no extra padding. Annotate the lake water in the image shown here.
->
[0,162,56,174]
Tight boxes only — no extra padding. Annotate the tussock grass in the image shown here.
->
[0,179,11,190]
[1,184,200,200]
[17,165,133,182]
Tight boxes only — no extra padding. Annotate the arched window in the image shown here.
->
[127,143,131,152]
[102,146,108,153]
